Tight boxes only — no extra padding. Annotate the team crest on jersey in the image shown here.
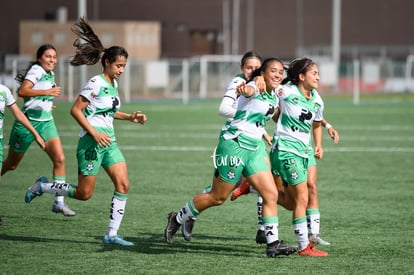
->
[90,92,97,98]
[86,162,94,171]
[277,89,284,96]
[227,169,236,179]
[291,170,298,180]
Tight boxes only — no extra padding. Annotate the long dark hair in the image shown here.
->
[281,58,316,85]
[70,17,128,68]
[15,44,57,84]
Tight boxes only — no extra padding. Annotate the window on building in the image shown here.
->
[54,32,66,45]
[32,32,44,45]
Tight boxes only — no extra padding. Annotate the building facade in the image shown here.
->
[1,0,413,63]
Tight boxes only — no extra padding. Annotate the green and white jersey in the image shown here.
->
[222,81,277,151]
[21,64,55,121]
[79,74,121,140]
[0,84,17,139]
[221,73,246,131]
[274,82,324,158]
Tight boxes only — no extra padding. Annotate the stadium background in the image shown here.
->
[1,0,414,102]
[0,1,413,274]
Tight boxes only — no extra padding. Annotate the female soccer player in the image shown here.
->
[1,44,75,216]
[24,18,147,246]
[164,58,297,257]
[271,58,329,256]
[180,51,266,241]
[231,117,339,245]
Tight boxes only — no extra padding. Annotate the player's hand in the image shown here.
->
[254,76,266,92]
[35,136,46,150]
[129,111,147,125]
[328,127,340,144]
[236,82,247,96]
[93,132,112,147]
[263,132,272,146]
[47,86,61,97]
[314,146,323,160]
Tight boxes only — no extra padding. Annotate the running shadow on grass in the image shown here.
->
[0,233,97,244]
[95,232,266,258]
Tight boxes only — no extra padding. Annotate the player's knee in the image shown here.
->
[211,194,227,206]
[74,190,93,201]
[54,154,65,166]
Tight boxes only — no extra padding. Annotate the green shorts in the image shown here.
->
[77,134,125,176]
[8,120,59,153]
[214,137,270,184]
[257,139,268,158]
[270,149,308,186]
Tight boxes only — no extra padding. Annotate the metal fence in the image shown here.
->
[2,54,413,104]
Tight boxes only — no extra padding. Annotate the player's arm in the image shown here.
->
[18,79,61,97]
[8,103,45,150]
[312,120,323,160]
[115,111,147,125]
[218,96,237,118]
[321,118,339,144]
[71,95,111,147]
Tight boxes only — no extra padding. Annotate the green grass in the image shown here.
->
[0,93,414,274]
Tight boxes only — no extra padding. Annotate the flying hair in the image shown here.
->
[70,17,105,66]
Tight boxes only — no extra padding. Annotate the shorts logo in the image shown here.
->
[291,170,298,180]
[227,169,236,179]
[86,162,94,171]
[216,154,245,167]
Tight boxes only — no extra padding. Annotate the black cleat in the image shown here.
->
[266,240,298,257]
[256,229,266,244]
[181,217,196,241]
[164,211,181,244]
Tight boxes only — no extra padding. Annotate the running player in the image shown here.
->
[164,58,297,257]
[24,18,147,246]
[1,44,75,216]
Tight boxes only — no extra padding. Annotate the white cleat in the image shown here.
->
[52,203,76,216]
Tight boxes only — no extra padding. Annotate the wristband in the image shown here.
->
[324,123,332,130]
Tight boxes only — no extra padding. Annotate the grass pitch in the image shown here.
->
[0,93,413,274]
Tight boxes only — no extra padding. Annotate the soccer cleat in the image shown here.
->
[298,243,328,257]
[266,240,298,257]
[181,217,196,241]
[102,235,134,246]
[52,203,76,216]
[230,178,251,201]
[255,229,266,244]
[309,234,331,246]
[164,211,181,244]
[25,176,48,203]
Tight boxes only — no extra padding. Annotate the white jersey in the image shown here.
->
[0,84,17,139]
[222,81,277,151]
[21,64,55,121]
[220,74,246,131]
[79,74,121,140]
[274,82,324,158]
